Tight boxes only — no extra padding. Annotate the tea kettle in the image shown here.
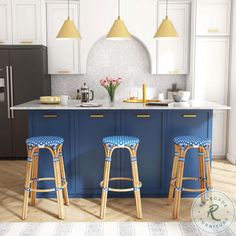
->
[77,83,94,102]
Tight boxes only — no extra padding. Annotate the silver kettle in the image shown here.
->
[78,83,94,102]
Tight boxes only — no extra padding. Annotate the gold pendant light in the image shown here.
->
[154,0,178,38]
[57,0,81,39]
[107,0,131,39]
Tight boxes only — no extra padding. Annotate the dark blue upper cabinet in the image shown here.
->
[166,110,213,196]
[75,111,120,197]
[29,111,75,196]
[121,111,166,196]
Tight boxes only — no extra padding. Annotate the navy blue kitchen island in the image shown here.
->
[13,100,229,198]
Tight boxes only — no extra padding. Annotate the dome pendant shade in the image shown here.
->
[154,16,178,38]
[107,16,131,39]
[56,18,81,39]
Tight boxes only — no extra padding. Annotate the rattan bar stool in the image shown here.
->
[100,136,142,219]
[168,136,212,219]
[22,136,69,220]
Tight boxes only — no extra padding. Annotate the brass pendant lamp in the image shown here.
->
[154,0,178,38]
[57,0,81,39]
[107,0,131,39]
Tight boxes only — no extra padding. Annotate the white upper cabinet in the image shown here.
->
[0,0,12,44]
[157,1,190,74]
[12,0,42,44]
[196,0,231,36]
[194,38,229,104]
[46,3,80,74]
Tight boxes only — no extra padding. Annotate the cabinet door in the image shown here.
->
[212,111,227,157]
[12,0,42,44]
[29,111,75,196]
[157,2,190,74]
[75,111,119,197]
[0,0,12,44]
[196,0,231,36]
[195,38,229,104]
[167,111,212,196]
[46,3,79,74]
[121,111,165,196]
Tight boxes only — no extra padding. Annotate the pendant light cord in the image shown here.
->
[166,0,168,17]
[118,0,120,18]
[68,0,70,20]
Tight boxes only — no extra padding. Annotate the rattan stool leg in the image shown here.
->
[22,146,34,220]
[30,148,39,206]
[58,145,69,206]
[173,149,185,219]
[100,146,112,220]
[130,147,142,219]
[205,146,212,194]
[168,144,180,205]
[52,146,65,220]
[198,147,206,203]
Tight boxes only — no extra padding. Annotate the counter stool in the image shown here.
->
[168,136,212,219]
[100,136,142,219]
[22,136,69,220]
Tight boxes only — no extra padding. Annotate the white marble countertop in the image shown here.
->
[11,99,230,110]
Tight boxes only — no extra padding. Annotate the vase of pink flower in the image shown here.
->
[100,77,122,104]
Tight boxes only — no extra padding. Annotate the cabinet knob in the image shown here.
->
[90,114,104,118]
[43,114,58,118]
[182,114,197,118]
[136,114,150,118]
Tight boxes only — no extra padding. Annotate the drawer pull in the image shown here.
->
[136,114,150,118]
[58,70,70,74]
[90,114,104,118]
[0,41,4,44]
[182,114,197,118]
[208,28,219,33]
[20,41,33,44]
[43,114,58,118]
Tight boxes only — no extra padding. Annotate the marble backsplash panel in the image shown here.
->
[52,38,186,101]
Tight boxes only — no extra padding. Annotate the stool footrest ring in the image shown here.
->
[100,177,142,193]
[25,177,67,193]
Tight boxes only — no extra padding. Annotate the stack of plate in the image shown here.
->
[40,96,60,104]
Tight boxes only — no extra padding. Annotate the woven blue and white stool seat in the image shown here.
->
[173,136,211,148]
[103,136,139,147]
[26,136,64,147]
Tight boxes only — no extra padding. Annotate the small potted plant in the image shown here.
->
[100,77,122,104]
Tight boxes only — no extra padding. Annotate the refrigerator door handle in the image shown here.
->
[6,66,11,119]
[9,66,14,119]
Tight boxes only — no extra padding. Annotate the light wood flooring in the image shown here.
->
[0,159,235,222]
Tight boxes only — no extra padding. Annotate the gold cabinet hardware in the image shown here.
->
[136,114,150,118]
[43,114,58,118]
[208,28,219,33]
[58,70,70,74]
[0,41,4,43]
[182,114,197,118]
[20,41,33,44]
[90,114,104,118]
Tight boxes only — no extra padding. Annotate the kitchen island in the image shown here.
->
[12,100,229,198]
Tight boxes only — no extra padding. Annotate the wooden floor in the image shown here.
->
[0,159,235,222]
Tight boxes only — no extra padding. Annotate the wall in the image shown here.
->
[52,38,186,101]
[227,0,236,165]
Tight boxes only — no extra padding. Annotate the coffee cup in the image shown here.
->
[60,95,71,105]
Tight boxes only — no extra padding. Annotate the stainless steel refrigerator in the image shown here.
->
[0,45,51,158]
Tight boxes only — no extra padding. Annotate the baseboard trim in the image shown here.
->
[227,153,236,165]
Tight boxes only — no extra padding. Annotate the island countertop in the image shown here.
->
[11,99,230,110]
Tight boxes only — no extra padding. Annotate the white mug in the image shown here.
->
[158,93,165,101]
[60,95,71,105]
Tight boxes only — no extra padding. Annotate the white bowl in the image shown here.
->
[178,91,190,102]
